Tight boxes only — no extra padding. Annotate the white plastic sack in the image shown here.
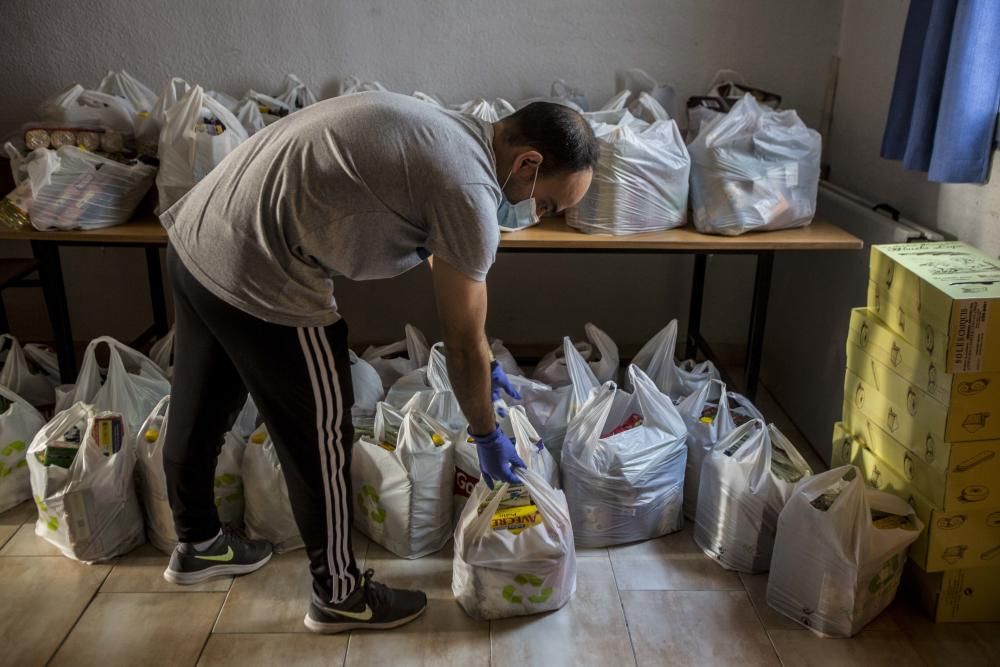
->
[631,319,720,402]
[0,385,46,513]
[242,90,293,125]
[566,106,689,235]
[338,77,387,96]
[688,93,820,236]
[276,74,318,110]
[562,365,687,547]
[693,420,812,572]
[453,468,576,620]
[37,84,138,137]
[28,146,155,231]
[362,324,431,392]
[533,322,619,387]
[136,78,190,154]
[235,99,266,135]
[412,91,445,106]
[490,339,522,377]
[156,84,248,214]
[242,425,303,553]
[135,396,175,553]
[518,79,588,112]
[56,337,169,437]
[350,350,385,419]
[205,90,241,112]
[149,329,174,379]
[97,70,158,117]
[384,343,466,436]
[457,98,515,122]
[767,465,922,637]
[615,68,676,118]
[0,334,59,408]
[351,404,454,558]
[677,378,763,519]
[27,402,145,562]
[503,405,559,489]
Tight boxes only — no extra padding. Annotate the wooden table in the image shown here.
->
[0,214,862,399]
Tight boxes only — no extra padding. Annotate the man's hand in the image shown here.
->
[490,361,521,417]
[470,426,526,488]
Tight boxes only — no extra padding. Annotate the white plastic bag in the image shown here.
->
[27,402,145,562]
[490,339,522,377]
[693,420,812,572]
[56,336,170,436]
[518,79,588,112]
[352,403,454,558]
[457,98,516,122]
[384,343,465,433]
[28,146,155,231]
[567,106,689,235]
[136,78,190,155]
[615,68,676,119]
[533,322,619,387]
[362,324,431,392]
[97,70,158,118]
[242,90,293,125]
[562,365,687,547]
[149,329,174,378]
[338,77,387,96]
[276,74,318,110]
[766,465,922,637]
[350,350,385,419]
[688,93,820,236]
[156,84,249,213]
[677,378,763,519]
[234,99,266,135]
[242,425,302,553]
[503,405,559,489]
[134,396,175,553]
[453,468,576,620]
[631,319,720,402]
[0,334,59,408]
[0,385,46,513]
[37,84,138,137]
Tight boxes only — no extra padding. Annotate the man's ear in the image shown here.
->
[514,150,543,175]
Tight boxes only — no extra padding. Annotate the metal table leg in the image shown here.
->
[686,253,707,360]
[31,241,75,383]
[146,246,168,338]
[744,250,775,401]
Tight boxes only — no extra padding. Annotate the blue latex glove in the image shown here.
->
[490,361,522,417]
[470,425,526,489]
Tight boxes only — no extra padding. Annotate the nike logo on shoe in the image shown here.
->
[328,604,373,621]
[195,546,234,562]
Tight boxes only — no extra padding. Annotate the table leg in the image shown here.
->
[145,246,168,338]
[744,250,775,402]
[31,241,75,383]
[686,254,707,360]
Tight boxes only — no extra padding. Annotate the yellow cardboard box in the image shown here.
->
[868,280,950,370]
[838,410,1000,511]
[847,308,1000,409]
[903,559,1000,622]
[868,242,1000,374]
[846,342,998,442]
[832,424,1000,572]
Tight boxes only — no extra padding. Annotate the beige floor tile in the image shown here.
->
[888,599,997,666]
[739,573,804,631]
[768,623,924,667]
[101,543,233,593]
[0,523,63,556]
[0,556,112,667]
[0,499,35,525]
[973,623,1000,663]
[0,523,16,550]
[622,589,779,667]
[345,544,490,667]
[609,524,743,591]
[492,558,635,667]
[196,633,349,667]
[214,550,313,633]
[574,545,610,560]
[50,592,225,667]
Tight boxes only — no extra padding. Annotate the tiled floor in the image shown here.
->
[1,383,997,667]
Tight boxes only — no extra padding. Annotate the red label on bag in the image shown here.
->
[454,467,478,498]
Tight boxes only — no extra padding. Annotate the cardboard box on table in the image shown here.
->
[867,242,1000,374]
[847,307,1000,411]
[833,424,1000,573]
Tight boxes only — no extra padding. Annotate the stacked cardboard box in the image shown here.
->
[832,241,1000,623]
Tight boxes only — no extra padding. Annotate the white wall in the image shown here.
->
[829,0,1000,256]
[0,0,843,348]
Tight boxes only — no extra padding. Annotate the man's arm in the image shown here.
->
[430,257,495,435]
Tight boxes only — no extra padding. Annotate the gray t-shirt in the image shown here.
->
[162,91,502,327]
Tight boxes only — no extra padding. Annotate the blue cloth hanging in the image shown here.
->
[881,0,1000,183]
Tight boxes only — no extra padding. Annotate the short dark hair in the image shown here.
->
[503,102,598,174]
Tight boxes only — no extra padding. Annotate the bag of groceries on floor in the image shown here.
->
[688,93,821,236]
[562,365,687,547]
[350,350,385,441]
[362,324,431,392]
[0,334,59,408]
[0,385,46,513]
[491,339,522,377]
[453,467,576,620]
[677,378,763,519]
[351,403,454,558]
[767,465,922,637]
[56,336,170,436]
[149,329,175,379]
[567,103,690,235]
[631,319,720,402]
[242,424,302,553]
[338,77,388,96]
[533,322,620,387]
[694,420,812,573]
[276,74,319,111]
[156,84,248,213]
[27,402,145,562]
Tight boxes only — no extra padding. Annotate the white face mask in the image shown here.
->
[497,162,540,232]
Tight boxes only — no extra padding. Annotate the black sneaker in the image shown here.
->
[163,527,272,585]
[304,568,427,633]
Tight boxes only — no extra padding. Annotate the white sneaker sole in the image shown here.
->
[303,605,426,634]
[163,553,272,585]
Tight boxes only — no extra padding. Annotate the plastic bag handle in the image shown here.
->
[508,406,543,467]
[0,382,43,421]
[628,364,685,433]
[426,343,451,391]
[707,69,748,92]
